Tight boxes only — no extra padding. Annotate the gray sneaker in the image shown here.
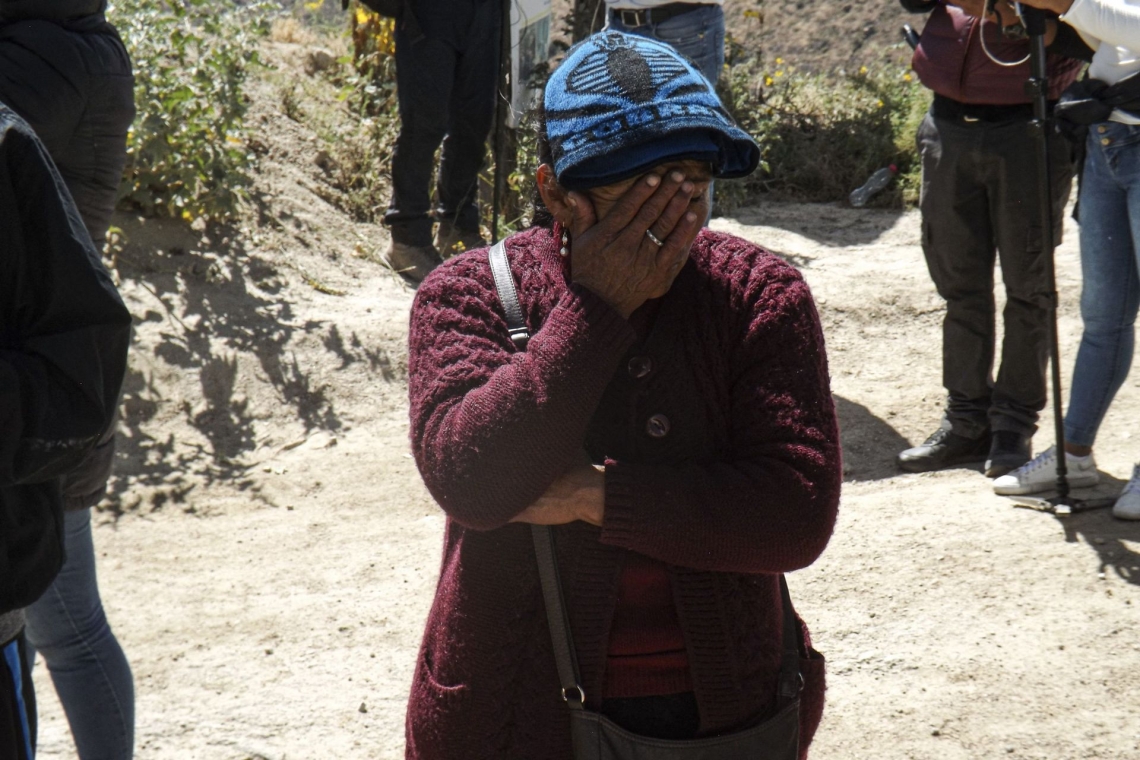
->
[434,219,486,259]
[1113,464,1140,520]
[992,445,1099,495]
[385,241,442,283]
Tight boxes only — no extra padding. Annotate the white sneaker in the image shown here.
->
[992,445,1099,495]
[1113,464,1140,520]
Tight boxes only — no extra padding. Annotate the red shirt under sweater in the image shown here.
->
[405,225,841,759]
[600,298,691,699]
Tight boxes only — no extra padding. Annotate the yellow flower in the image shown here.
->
[775,70,784,78]
[775,57,784,65]
[859,66,868,75]
[181,209,194,222]
[903,73,913,82]
[764,75,774,86]
[876,99,885,108]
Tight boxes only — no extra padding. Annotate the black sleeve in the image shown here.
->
[899,0,938,13]
[0,110,131,486]
[1046,19,1096,62]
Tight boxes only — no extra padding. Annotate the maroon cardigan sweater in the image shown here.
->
[405,225,841,759]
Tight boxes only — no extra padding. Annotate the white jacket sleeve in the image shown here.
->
[1063,0,1140,52]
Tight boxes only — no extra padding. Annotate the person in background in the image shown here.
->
[0,102,131,760]
[602,0,724,89]
[380,0,500,281]
[896,0,1090,478]
[991,0,1140,519]
[0,1,137,756]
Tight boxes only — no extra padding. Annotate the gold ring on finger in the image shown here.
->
[645,229,665,247]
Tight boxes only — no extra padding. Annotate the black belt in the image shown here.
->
[932,94,1055,124]
[612,2,712,27]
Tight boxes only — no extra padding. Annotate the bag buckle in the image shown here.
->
[619,9,649,26]
[561,684,586,706]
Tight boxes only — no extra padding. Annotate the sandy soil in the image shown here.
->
[30,35,1140,760]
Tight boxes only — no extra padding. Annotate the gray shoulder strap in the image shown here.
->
[488,240,530,351]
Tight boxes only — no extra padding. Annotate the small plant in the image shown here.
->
[718,49,930,210]
[112,0,276,222]
[310,3,400,222]
[280,82,305,121]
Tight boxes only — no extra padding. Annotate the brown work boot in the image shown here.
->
[434,219,486,259]
[384,241,442,283]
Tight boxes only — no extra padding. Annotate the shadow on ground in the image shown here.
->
[718,202,907,248]
[1037,474,1140,587]
[835,395,910,482]
[101,213,399,516]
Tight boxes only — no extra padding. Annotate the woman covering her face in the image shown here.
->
[404,31,842,759]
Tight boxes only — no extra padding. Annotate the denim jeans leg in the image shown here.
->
[605,4,725,89]
[24,509,135,760]
[1064,124,1140,447]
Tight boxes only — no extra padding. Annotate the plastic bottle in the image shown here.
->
[849,164,898,208]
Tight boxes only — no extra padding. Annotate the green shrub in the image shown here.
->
[112,0,275,222]
[718,53,930,210]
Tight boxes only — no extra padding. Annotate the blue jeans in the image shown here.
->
[24,509,134,760]
[605,3,725,89]
[1065,122,1140,447]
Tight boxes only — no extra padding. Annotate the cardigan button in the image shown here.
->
[1101,137,1112,146]
[1097,125,1107,134]
[628,356,653,379]
[646,414,671,438]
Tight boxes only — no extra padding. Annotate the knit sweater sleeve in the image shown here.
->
[407,244,638,531]
[599,256,841,574]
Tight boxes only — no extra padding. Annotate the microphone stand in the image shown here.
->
[1011,6,1112,515]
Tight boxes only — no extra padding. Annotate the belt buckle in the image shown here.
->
[619,8,647,26]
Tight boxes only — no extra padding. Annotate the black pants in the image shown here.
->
[1,632,35,760]
[917,110,1074,438]
[383,1,500,246]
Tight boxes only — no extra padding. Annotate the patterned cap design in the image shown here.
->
[544,31,759,190]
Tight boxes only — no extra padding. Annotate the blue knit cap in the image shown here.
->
[544,31,759,191]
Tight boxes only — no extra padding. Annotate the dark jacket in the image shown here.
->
[405,225,841,758]
[0,1,105,21]
[908,0,1083,104]
[0,104,131,613]
[0,6,134,511]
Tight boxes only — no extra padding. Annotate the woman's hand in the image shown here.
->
[565,169,703,319]
[509,464,605,527]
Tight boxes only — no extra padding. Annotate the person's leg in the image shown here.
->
[24,508,134,760]
[606,4,724,88]
[919,115,997,439]
[1065,124,1140,449]
[988,121,1070,441]
[1,631,35,760]
[646,4,725,89]
[435,0,500,239]
[384,29,458,247]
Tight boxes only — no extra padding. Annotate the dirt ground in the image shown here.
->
[30,33,1140,760]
